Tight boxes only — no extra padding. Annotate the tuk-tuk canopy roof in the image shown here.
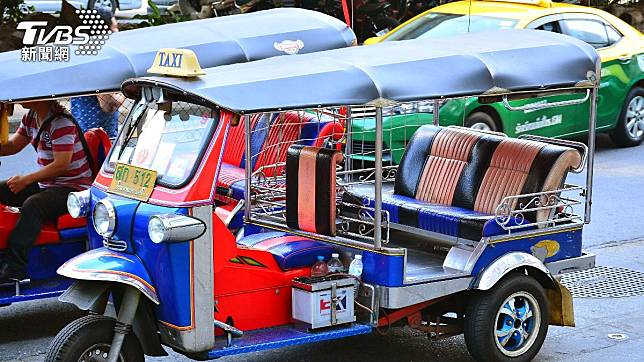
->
[0,8,355,103]
[123,30,599,113]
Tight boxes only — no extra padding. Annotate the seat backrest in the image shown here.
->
[286,145,344,236]
[83,127,112,177]
[221,113,273,167]
[253,111,316,177]
[395,125,581,223]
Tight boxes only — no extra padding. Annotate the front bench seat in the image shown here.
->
[346,125,581,240]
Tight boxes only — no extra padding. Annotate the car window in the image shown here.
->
[535,21,562,33]
[561,19,613,48]
[384,12,518,41]
[606,24,622,44]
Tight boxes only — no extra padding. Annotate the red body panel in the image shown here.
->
[0,206,86,249]
[211,213,310,331]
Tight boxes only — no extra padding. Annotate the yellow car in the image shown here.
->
[364,0,644,147]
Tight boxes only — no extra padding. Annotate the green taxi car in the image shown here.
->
[352,0,644,163]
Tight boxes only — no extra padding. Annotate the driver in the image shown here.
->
[0,100,92,283]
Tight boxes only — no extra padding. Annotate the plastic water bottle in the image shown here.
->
[348,254,363,278]
[327,253,344,273]
[311,256,329,277]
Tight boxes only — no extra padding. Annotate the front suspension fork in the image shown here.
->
[107,287,141,362]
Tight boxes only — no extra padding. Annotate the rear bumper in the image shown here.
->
[545,251,596,276]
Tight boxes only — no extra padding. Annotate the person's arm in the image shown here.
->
[0,131,30,156]
[96,93,125,113]
[6,149,72,193]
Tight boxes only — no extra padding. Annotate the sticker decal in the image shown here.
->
[274,40,305,55]
[515,114,562,133]
[531,240,561,261]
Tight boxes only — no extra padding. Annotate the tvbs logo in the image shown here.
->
[18,21,91,46]
[319,294,348,315]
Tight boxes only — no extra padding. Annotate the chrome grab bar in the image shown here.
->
[518,135,588,173]
[502,89,590,112]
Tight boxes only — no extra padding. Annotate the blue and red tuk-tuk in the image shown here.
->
[0,8,356,307]
[48,29,598,361]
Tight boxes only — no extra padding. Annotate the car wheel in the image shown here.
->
[45,315,144,362]
[88,0,117,13]
[465,111,499,132]
[611,86,644,147]
[464,273,549,362]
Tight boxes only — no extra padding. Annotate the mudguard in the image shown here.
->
[472,252,575,327]
[58,247,159,304]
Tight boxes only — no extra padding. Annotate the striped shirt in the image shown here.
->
[17,106,92,191]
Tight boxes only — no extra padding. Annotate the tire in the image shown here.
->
[88,0,117,13]
[464,273,549,362]
[45,315,144,362]
[610,86,644,147]
[465,111,499,132]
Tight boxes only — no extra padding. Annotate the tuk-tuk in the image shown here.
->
[0,8,356,307]
[48,29,598,361]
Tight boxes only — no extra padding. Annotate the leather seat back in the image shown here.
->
[395,125,581,224]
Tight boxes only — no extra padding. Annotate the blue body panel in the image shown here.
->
[472,227,583,276]
[207,324,373,358]
[361,250,405,287]
[27,242,86,280]
[0,277,73,306]
[131,203,193,329]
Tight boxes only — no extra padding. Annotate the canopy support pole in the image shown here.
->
[433,100,440,126]
[244,114,252,223]
[584,86,598,224]
[374,107,383,249]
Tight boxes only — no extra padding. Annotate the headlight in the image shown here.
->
[93,199,116,238]
[148,214,205,244]
[67,190,90,218]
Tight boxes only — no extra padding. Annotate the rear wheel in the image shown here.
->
[465,111,499,132]
[610,87,644,147]
[464,274,549,362]
[45,315,144,362]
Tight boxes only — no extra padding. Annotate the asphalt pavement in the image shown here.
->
[1,135,643,361]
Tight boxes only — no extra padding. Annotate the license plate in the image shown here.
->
[108,163,158,201]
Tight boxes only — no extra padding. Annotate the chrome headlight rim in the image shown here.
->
[93,199,117,238]
[67,189,91,218]
[148,214,206,244]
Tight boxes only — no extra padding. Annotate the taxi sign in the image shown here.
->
[109,163,158,202]
[147,48,206,77]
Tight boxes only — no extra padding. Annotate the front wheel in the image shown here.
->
[464,273,549,362]
[45,315,144,362]
[610,86,644,147]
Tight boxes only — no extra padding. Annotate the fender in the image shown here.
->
[471,252,575,327]
[58,247,159,304]
[472,252,552,291]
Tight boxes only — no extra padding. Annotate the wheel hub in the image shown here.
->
[626,95,644,139]
[79,343,122,362]
[494,291,541,357]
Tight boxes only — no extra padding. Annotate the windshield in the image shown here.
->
[106,99,220,188]
[385,12,518,41]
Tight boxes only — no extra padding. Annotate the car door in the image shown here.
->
[558,15,632,134]
[505,15,582,138]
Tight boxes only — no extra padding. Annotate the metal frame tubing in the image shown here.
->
[374,107,383,249]
[244,114,252,222]
[585,86,598,223]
